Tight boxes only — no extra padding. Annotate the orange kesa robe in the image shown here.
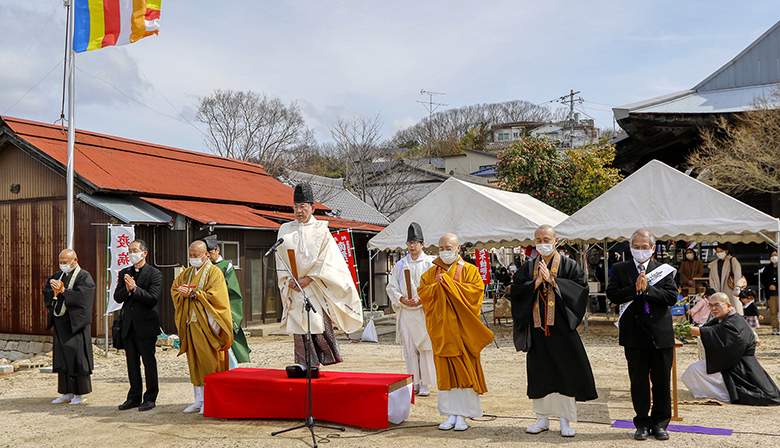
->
[418,257,494,394]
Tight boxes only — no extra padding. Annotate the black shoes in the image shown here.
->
[634,427,649,440]
[651,426,670,440]
[118,400,140,410]
[138,401,156,412]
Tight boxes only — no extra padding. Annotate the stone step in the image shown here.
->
[0,365,13,374]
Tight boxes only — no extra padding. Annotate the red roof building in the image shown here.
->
[0,116,385,337]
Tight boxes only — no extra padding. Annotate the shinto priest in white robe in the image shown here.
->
[386,251,437,389]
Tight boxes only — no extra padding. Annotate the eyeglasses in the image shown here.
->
[708,303,727,309]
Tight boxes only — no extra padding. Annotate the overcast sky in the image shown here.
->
[1,1,780,154]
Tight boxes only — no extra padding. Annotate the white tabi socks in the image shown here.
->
[526,418,550,434]
[52,393,74,404]
[438,415,457,430]
[560,417,575,437]
[184,385,204,413]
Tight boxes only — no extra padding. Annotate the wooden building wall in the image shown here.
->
[0,143,109,336]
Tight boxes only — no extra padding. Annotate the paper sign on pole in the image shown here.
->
[476,248,491,284]
[106,225,134,314]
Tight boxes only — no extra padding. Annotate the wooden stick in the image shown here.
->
[404,269,413,300]
[287,249,298,279]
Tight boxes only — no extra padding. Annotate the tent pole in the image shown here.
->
[368,248,373,316]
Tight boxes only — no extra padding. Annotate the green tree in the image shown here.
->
[565,138,623,210]
[496,137,621,214]
[460,123,491,152]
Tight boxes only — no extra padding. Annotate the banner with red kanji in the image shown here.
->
[332,230,361,298]
[106,225,135,313]
[476,248,491,284]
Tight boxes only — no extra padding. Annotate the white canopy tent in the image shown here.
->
[555,159,780,295]
[555,160,780,245]
[368,177,568,251]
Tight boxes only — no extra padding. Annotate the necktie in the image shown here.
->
[638,264,649,313]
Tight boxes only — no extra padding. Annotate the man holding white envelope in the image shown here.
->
[606,229,678,441]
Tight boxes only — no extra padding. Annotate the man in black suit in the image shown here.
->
[606,229,678,441]
[114,239,162,411]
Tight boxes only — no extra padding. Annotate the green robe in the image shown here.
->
[214,259,251,363]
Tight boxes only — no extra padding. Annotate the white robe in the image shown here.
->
[681,360,731,402]
[276,217,363,335]
[386,252,436,388]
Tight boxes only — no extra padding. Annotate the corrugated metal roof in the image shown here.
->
[141,197,281,229]
[615,20,780,119]
[631,84,778,115]
[1,116,312,210]
[77,193,172,224]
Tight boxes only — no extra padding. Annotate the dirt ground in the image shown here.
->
[2,315,780,448]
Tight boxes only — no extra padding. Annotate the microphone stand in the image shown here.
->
[269,247,344,447]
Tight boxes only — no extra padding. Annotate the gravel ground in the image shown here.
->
[2,314,780,448]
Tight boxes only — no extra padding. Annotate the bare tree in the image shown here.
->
[329,114,384,202]
[389,99,565,153]
[687,89,780,194]
[196,89,315,175]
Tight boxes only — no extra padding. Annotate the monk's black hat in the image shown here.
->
[294,183,314,204]
[407,222,424,243]
[203,235,219,251]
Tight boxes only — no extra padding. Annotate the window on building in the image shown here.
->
[219,241,240,268]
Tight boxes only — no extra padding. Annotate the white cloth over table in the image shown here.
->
[387,383,414,424]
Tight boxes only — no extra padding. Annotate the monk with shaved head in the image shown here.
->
[43,248,97,405]
[418,233,494,432]
[171,240,234,414]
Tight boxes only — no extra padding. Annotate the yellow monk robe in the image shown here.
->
[171,261,234,386]
[418,257,494,394]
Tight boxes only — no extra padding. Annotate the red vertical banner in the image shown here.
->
[332,230,362,297]
[476,248,491,284]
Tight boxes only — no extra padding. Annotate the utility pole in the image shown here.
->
[556,90,583,148]
[418,89,447,161]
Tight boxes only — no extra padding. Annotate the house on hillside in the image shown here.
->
[0,116,384,338]
[441,149,499,184]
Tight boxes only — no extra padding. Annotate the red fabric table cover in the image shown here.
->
[204,368,413,429]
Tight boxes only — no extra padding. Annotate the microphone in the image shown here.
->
[264,238,284,257]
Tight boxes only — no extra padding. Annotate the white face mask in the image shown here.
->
[631,248,653,263]
[686,253,694,260]
[60,263,74,274]
[716,252,727,260]
[189,256,205,268]
[772,256,778,264]
[129,252,145,265]
[536,243,555,257]
[439,250,459,265]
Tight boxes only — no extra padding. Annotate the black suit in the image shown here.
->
[114,263,162,403]
[606,259,678,430]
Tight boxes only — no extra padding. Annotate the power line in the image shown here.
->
[3,59,63,115]
[119,47,201,132]
[75,67,204,135]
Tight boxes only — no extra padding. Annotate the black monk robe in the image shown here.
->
[43,268,96,380]
[700,313,780,406]
[511,255,598,401]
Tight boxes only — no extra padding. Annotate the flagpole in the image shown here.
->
[65,0,75,249]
